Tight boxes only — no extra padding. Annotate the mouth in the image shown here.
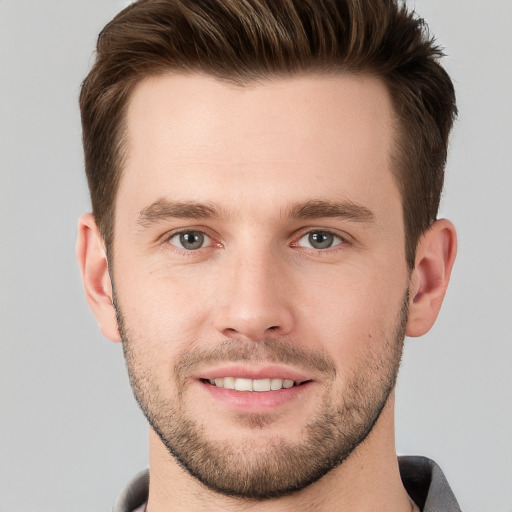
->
[195,365,316,411]
[201,377,311,392]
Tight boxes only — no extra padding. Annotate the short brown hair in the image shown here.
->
[80,0,457,268]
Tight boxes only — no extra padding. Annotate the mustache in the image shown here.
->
[174,338,337,378]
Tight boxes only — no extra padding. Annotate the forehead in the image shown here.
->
[119,72,399,220]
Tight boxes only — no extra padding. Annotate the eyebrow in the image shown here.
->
[138,199,221,227]
[287,199,375,223]
[137,198,375,227]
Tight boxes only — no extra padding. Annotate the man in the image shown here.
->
[76,0,459,510]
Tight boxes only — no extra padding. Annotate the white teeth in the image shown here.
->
[234,378,253,391]
[223,376,236,389]
[270,378,283,390]
[208,377,298,392]
[252,378,271,392]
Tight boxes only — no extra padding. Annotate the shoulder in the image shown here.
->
[399,456,462,512]
[112,468,149,512]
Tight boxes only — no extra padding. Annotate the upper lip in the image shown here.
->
[194,364,313,384]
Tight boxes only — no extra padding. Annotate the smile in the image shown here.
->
[205,377,307,392]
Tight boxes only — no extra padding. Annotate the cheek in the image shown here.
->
[113,265,207,357]
[297,263,407,352]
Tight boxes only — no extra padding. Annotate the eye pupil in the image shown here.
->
[309,232,334,249]
[180,231,204,250]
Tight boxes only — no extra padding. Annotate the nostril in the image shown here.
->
[267,325,279,331]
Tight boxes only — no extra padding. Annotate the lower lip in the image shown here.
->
[199,380,313,412]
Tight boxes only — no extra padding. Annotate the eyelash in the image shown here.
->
[163,227,351,254]
[291,229,348,252]
[165,228,219,254]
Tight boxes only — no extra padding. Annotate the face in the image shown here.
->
[112,73,411,499]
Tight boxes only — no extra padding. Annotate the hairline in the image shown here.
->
[103,68,415,266]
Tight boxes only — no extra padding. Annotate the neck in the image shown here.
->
[145,395,413,512]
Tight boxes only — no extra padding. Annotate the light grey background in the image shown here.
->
[0,1,510,511]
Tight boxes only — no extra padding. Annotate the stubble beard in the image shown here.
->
[117,295,408,500]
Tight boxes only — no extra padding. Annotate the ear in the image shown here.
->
[406,219,457,337]
[76,213,121,342]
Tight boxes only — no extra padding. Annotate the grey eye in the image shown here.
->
[169,231,209,250]
[297,231,342,250]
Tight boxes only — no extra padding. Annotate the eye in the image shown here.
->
[168,231,211,250]
[296,230,343,250]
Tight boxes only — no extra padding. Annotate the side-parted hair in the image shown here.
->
[80,0,457,268]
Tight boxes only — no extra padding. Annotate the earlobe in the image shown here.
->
[76,213,121,343]
[406,219,457,337]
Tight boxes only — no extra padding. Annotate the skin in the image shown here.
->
[77,73,456,511]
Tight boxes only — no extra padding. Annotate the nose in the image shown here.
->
[213,247,295,341]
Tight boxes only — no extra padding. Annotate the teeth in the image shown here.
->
[223,376,236,389]
[283,379,294,389]
[235,378,253,391]
[270,378,283,390]
[208,377,298,392]
[252,378,271,392]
